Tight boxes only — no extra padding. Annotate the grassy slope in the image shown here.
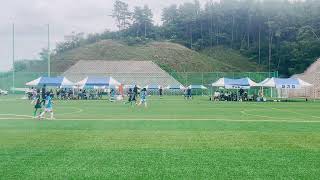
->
[201,46,265,72]
[53,40,263,72]
[0,40,265,89]
[0,96,319,179]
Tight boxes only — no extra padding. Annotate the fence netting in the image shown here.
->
[1,71,280,97]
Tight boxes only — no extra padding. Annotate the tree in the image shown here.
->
[50,0,320,76]
[112,0,131,31]
[132,5,153,38]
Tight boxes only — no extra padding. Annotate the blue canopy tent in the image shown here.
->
[75,77,121,88]
[25,77,74,87]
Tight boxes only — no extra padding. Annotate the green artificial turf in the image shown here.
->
[0,95,319,179]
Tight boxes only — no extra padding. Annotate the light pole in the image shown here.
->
[12,23,15,94]
[47,24,51,77]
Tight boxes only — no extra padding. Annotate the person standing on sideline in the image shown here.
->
[159,86,163,98]
[187,87,192,100]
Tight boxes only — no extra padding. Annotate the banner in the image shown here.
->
[276,84,300,89]
[225,85,250,89]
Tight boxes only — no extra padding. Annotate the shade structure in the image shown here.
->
[124,85,141,89]
[258,78,312,89]
[165,85,185,90]
[26,77,74,87]
[212,77,258,89]
[75,77,121,88]
[188,85,208,90]
[144,84,161,90]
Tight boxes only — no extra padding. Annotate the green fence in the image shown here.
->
[0,72,61,91]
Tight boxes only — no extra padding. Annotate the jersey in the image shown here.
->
[45,96,53,109]
[140,91,147,99]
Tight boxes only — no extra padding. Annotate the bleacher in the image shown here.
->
[62,60,182,87]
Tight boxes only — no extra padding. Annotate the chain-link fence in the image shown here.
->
[169,72,278,86]
[288,72,320,99]
[0,71,278,96]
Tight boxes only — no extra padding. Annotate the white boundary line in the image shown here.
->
[0,114,33,118]
[56,107,84,115]
[271,107,320,119]
[240,110,304,121]
[0,116,319,123]
[53,118,320,123]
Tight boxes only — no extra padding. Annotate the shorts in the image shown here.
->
[140,98,146,103]
[45,107,53,112]
[35,104,41,109]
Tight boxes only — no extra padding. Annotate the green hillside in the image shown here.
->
[52,40,264,73]
[201,46,264,72]
[0,40,267,90]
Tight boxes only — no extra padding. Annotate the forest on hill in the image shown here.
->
[50,0,320,76]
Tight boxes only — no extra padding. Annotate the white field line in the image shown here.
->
[271,107,320,119]
[0,114,319,123]
[56,107,84,115]
[240,110,304,121]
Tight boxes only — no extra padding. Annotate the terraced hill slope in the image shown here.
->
[51,40,263,73]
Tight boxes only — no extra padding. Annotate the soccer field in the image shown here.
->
[0,96,319,179]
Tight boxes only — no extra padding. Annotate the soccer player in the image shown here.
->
[41,84,46,100]
[33,97,43,118]
[138,88,147,107]
[30,88,37,104]
[110,89,116,102]
[119,84,124,98]
[125,88,135,106]
[133,85,139,101]
[39,92,54,120]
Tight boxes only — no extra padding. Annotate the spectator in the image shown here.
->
[159,86,163,97]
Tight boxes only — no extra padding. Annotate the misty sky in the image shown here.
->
[0,0,204,72]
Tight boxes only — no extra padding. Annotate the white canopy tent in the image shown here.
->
[26,77,74,87]
[188,85,208,90]
[165,85,185,90]
[257,77,313,98]
[258,78,312,89]
[212,77,258,89]
[75,77,121,89]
